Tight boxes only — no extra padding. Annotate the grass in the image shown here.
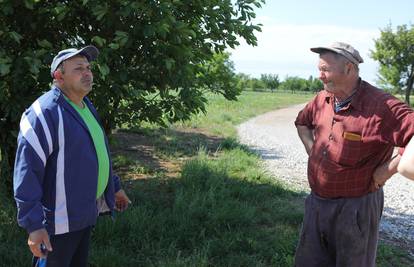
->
[377,243,414,267]
[90,149,304,267]
[175,91,312,137]
[0,195,28,267]
[1,90,413,266]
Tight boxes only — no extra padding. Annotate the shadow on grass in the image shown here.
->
[90,151,304,267]
[111,128,254,175]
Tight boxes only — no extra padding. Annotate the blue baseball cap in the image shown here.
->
[50,45,99,77]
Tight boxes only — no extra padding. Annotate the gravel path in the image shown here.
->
[237,103,414,254]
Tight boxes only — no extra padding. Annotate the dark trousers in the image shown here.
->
[32,226,92,267]
[294,189,384,267]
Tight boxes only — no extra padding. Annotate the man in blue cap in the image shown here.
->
[13,45,131,266]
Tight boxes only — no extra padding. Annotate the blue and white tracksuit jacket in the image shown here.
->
[13,86,121,235]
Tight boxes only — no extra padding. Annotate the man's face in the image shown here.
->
[317,53,347,93]
[60,55,93,94]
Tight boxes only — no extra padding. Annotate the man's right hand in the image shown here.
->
[28,228,52,258]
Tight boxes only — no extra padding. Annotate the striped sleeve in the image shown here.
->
[13,102,56,233]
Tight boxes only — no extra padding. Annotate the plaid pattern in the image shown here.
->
[295,80,414,198]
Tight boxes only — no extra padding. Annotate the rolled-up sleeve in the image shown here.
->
[380,97,414,148]
[295,98,317,129]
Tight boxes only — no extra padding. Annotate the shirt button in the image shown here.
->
[323,150,327,156]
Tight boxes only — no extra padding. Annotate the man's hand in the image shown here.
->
[115,189,131,212]
[372,154,401,189]
[28,228,52,258]
[373,165,390,189]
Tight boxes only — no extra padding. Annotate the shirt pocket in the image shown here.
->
[332,138,363,167]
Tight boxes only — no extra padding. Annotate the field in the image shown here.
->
[1,91,413,266]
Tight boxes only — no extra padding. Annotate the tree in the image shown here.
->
[0,0,264,196]
[260,74,280,92]
[197,52,240,100]
[307,75,323,92]
[249,78,266,91]
[235,73,251,91]
[279,76,308,92]
[371,24,414,104]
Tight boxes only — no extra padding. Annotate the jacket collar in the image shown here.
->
[52,86,90,133]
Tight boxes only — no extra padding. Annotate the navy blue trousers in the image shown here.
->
[32,226,92,267]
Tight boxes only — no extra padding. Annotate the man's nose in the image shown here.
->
[319,71,325,80]
[83,69,93,76]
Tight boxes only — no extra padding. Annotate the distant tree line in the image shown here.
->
[235,73,323,93]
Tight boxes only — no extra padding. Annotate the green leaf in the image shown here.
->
[37,39,52,49]
[0,63,11,76]
[93,4,108,20]
[120,72,128,83]
[9,31,23,44]
[23,57,42,75]
[53,5,67,21]
[114,31,128,47]
[108,43,119,50]
[29,61,41,75]
[24,0,34,10]
[157,23,170,39]
[165,58,175,71]
[143,25,155,38]
[98,63,110,77]
[1,3,14,15]
[92,36,106,47]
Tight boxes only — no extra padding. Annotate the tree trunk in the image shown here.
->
[406,73,414,106]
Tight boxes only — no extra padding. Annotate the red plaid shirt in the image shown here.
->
[295,80,414,198]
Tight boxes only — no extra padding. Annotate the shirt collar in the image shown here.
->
[324,78,364,111]
[348,78,364,111]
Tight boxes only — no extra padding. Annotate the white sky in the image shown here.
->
[229,0,414,86]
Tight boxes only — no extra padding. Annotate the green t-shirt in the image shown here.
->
[64,96,109,199]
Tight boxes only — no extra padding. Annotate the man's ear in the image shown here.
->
[346,62,353,74]
[54,69,63,81]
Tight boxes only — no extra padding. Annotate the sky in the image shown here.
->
[229,0,414,86]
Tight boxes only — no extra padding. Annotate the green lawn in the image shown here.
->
[175,91,312,137]
[1,90,413,266]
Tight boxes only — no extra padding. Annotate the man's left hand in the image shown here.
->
[373,165,390,189]
[372,154,401,190]
[115,189,131,212]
